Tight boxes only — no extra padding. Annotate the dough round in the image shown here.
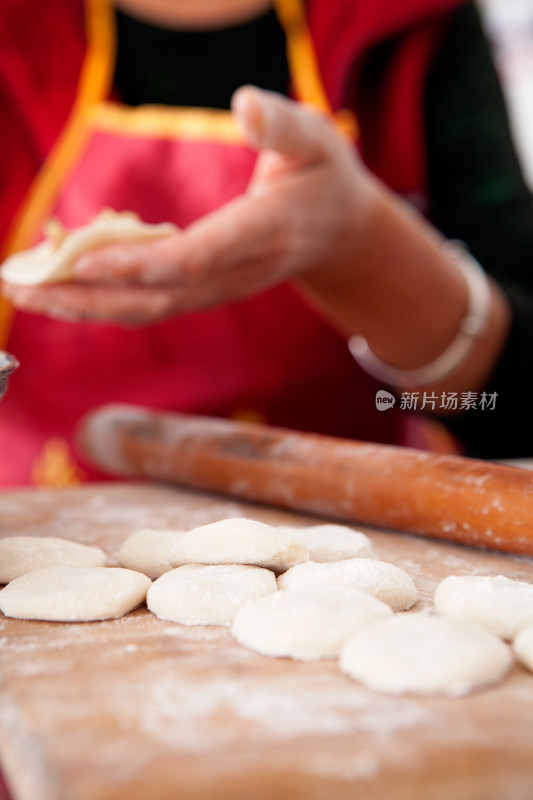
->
[434,574,533,640]
[0,536,107,584]
[147,564,277,626]
[0,567,151,621]
[278,558,417,611]
[232,586,392,661]
[276,524,372,562]
[514,624,533,673]
[169,518,308,572]
[0,209,177,286]
[340,614,512,696]
[118,528,187,579]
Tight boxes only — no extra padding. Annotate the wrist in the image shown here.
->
[348,243,492,388]
[293,182,511,399]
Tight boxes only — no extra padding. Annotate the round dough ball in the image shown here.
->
[0,567,151,621]
[514,624,533,673]
[169,518,308,572]
[434,574,533,640]
[340,614,512,696]
[232,586,392,661]
[278,558,417,611]
[118,528,187,579]
[147,564,277,626]
[0,536,107,584]
[276,524,372,562]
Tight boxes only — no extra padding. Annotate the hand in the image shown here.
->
[3,86,377,326]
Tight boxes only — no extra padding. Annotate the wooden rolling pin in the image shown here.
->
[79,403,533,556]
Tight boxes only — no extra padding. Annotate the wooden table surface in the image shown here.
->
[1,482,533,800]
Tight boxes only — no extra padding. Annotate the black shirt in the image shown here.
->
[114,7,289,106]
[424,5,533,458]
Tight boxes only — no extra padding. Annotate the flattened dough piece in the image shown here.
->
[0,536,107,584]
[434,574,533,640]
[232,586,392,661]
[278,558,417,611]
[118,528,187,579]
[514,624,533,673]
[340,614,512,696]
[0,567,151,621]
[0,209,177,286]
[169,518,308,572]
[276,524,372,562]
[148,564,277,626]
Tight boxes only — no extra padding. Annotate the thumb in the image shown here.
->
[231,85,334,164]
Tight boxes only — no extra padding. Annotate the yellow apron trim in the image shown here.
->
[274,0,330,112]
[0,0,114,349]
[2,0,115,259]
[0,299,13,351]
[89,102,246,143]
[32,437,85,488]
[89,100,358,143]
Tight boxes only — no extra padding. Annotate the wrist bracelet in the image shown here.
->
[348,242,492,388]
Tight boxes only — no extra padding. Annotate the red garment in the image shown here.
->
[0,0,465,487]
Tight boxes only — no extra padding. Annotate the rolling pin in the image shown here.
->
[79,403,533,556]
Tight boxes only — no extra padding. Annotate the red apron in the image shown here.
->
[0,0,461,487]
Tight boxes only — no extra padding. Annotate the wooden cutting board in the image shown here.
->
[1,482,533,800]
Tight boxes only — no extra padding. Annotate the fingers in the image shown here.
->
[72,233,182,284]
[71,228,218,286]
[232,85,336,164]
[2,256,272,325]
[2,282,183,326]
[67,185,287,287]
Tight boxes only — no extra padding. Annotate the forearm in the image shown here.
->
[298,177,512,399]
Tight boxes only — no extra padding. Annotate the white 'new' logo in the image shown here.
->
[375,390,396,411]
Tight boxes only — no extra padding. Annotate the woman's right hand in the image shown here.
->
[2,86,378,326]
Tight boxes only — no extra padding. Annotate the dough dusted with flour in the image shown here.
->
[148,564,277,626]
[278,558,417,611]
[434,574,533,640]
[0,209,177,286]
[232,586,392,661]
[0,567,151,621]
[514,624,533,673]
[169,518,308,572]
[0,536,107,584]
[340,614,512,696]
[118,528,187,579]
[276,524,372,562]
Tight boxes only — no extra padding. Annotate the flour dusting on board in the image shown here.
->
[134,665,432,751]
[4,484,533,799]
[55,494,246,531]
